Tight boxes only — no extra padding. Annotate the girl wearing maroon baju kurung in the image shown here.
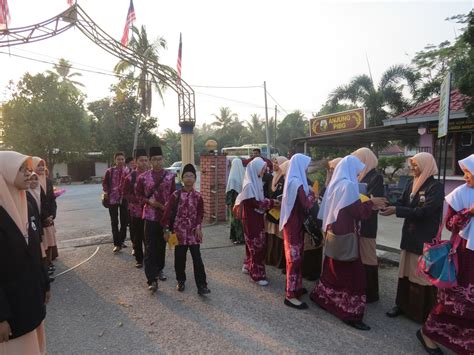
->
[280,154,314,309]
[419,154,474,355]
[236,158,276,285]
[311,155,384,331]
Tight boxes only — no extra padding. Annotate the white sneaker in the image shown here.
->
[242,265,249,274]
[256,279,269,286]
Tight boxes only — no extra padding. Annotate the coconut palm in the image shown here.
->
[47,58,84,88]
[329,64,418,126]
[114,25,167,117]
[246,114,265,142]
[211,107,237,129]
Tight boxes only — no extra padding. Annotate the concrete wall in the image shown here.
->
[52,163,68,177]
[95,162,108,177]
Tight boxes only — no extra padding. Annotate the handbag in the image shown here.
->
[266,207,281,224]
[324,231,358,261]
[303,202,323,247]
[417,220,461,288]
[101,192,110,209]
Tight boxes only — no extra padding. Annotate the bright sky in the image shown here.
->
[0,0,472,135]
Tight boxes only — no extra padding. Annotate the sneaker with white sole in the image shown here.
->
[256,279,269,286]
[242,265,249,274]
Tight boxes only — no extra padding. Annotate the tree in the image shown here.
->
[378,156,406,181]
[46,58,84,89]
[1,72,90,171]
[245,114,265,142]
[114,25,168,117]
[276,111,308,155]
[161,129,181,164]
[329,64,418,126]
[211,107,237,130]
[455,11,474,118]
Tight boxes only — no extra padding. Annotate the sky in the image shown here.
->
[0,0,472,135]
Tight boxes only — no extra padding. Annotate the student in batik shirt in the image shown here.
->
[135,146,175,293]
[235,158,279,286]
[103,152,129,253]
[162,164,210,295]
[279,154,314,310]
[122,148,148,268]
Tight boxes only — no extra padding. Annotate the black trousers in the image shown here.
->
[130,216,145,263]
[144,220,166,284]
[108,202,128,247]
[174,244,207,287]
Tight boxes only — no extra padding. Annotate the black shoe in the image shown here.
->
[416,330,444,354]
[49,277,55,283]
[386,306,404,318]
[158,271,167,281]
[284,299,308,310]
[48,269,54,276]
[135,262,143,269]
[344,320,371,331]
[176,281,185,292]
[148,280,158,293]
[113,246,121,253]
[48,264,55,271]
[198,286,211,295]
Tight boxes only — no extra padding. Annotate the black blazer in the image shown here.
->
[0,203,49,339]
[395,176,444,255]
[360,169,384,239]
[40,178,57,222]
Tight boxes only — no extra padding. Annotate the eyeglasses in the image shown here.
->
[19,166,32,173]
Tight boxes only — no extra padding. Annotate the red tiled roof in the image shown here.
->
[392,89,470,119]
[380,144,404,154]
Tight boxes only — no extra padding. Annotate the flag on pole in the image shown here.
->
[0,0,11,29]
[121,0,136,47]
[67,0,74,6]
[177,33,182,84]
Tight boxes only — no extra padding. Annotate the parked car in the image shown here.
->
[166,161,182,175]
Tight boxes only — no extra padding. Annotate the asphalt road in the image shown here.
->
[45,184,451,354]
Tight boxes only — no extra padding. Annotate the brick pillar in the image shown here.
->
[200,153,228,224]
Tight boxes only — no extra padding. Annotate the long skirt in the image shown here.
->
[283,228,305,299]
[302,233,322,281]
[0,322,46,355]
[311,256,367,322]
[396,250,437,323]
[422,239,474,355]
[43,225,59,261]
[243,219,267,282]
[264,220,285,268]
[229,212,244,244]
[360,237,379,303]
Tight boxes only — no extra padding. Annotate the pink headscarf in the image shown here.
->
[409,152,438,198]
[352,147,378,181]
[32,157,47,192]
[272,157,289,192]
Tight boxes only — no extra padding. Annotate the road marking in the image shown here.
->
[55,246,100,278]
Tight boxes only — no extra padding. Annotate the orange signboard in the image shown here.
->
[310,108,366,136]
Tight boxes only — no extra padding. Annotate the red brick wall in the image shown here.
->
[200,154,227,224]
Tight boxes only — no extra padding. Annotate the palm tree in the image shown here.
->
[246,114,265,142]
[47,58,84,88]
[114,25,167,117]
[329,64,418,127]
[211,107,237,129]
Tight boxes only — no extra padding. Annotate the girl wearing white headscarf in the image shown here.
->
[382,152,443,324]
[351,147,384,303]
[420,154,474,355]
[279,154,314,309]
[235,158,278,286]
[32,157,58,274]
[0,151,50,355]
[226,158,245,245]
[310,155,386,331]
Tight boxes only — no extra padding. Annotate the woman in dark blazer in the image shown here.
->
[381,152,444,323]
[0,151,50,353]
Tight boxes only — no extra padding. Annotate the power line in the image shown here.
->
[191,84,262,89]
[195,91,267,109]
[265,89,289,115]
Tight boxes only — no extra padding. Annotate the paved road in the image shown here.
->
[44,184,454,354]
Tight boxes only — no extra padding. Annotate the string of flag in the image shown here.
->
[0,0,10,29]
[177,33,182,84]
[121,0,136,47]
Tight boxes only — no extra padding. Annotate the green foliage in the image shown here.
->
[46,58,84,89]
[1,72,90,170]
[161,129,181,165]
[276,111,307,155]
[455,11,474,119]
[378,156,406,180]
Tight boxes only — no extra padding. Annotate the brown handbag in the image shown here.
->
[324,231,358,261]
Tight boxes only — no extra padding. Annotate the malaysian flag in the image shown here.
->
[67,0,74,6]
[177,33,182,84]
[121,0,136,47]
[0,0,10,29]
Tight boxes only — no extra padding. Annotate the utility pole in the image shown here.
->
[263,81,271,159]
[274,105,277,147]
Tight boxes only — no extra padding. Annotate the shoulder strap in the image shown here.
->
[169,190,182,231]
[147,171,168,199]
[131,171,137,186]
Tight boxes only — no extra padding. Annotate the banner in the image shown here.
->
[310,108,365,136]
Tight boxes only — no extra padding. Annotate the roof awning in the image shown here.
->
[292,124,420,149]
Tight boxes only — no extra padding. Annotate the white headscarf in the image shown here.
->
[226,158,245,193]
[235,157,266,206]
[0,151,32,236]
[445,154,474,251]
[279,154,311,231]
[318,155,365,232]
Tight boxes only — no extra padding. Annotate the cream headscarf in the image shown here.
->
[272,157,289,192]
[445,154,474,251]
[32,156,47,193]
[409,152,438,199]
[0,151,33,236]
[352,147,378,181]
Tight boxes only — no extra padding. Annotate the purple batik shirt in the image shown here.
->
[135,169,176,223]
[162,189,204,245]
[122,170,147,219]
[102,166,127,205]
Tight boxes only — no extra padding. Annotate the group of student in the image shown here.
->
[225,148,473,355]
[102,147,210,296]
[0,151,58,354]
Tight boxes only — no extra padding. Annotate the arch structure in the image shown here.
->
[0,4,196,132]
